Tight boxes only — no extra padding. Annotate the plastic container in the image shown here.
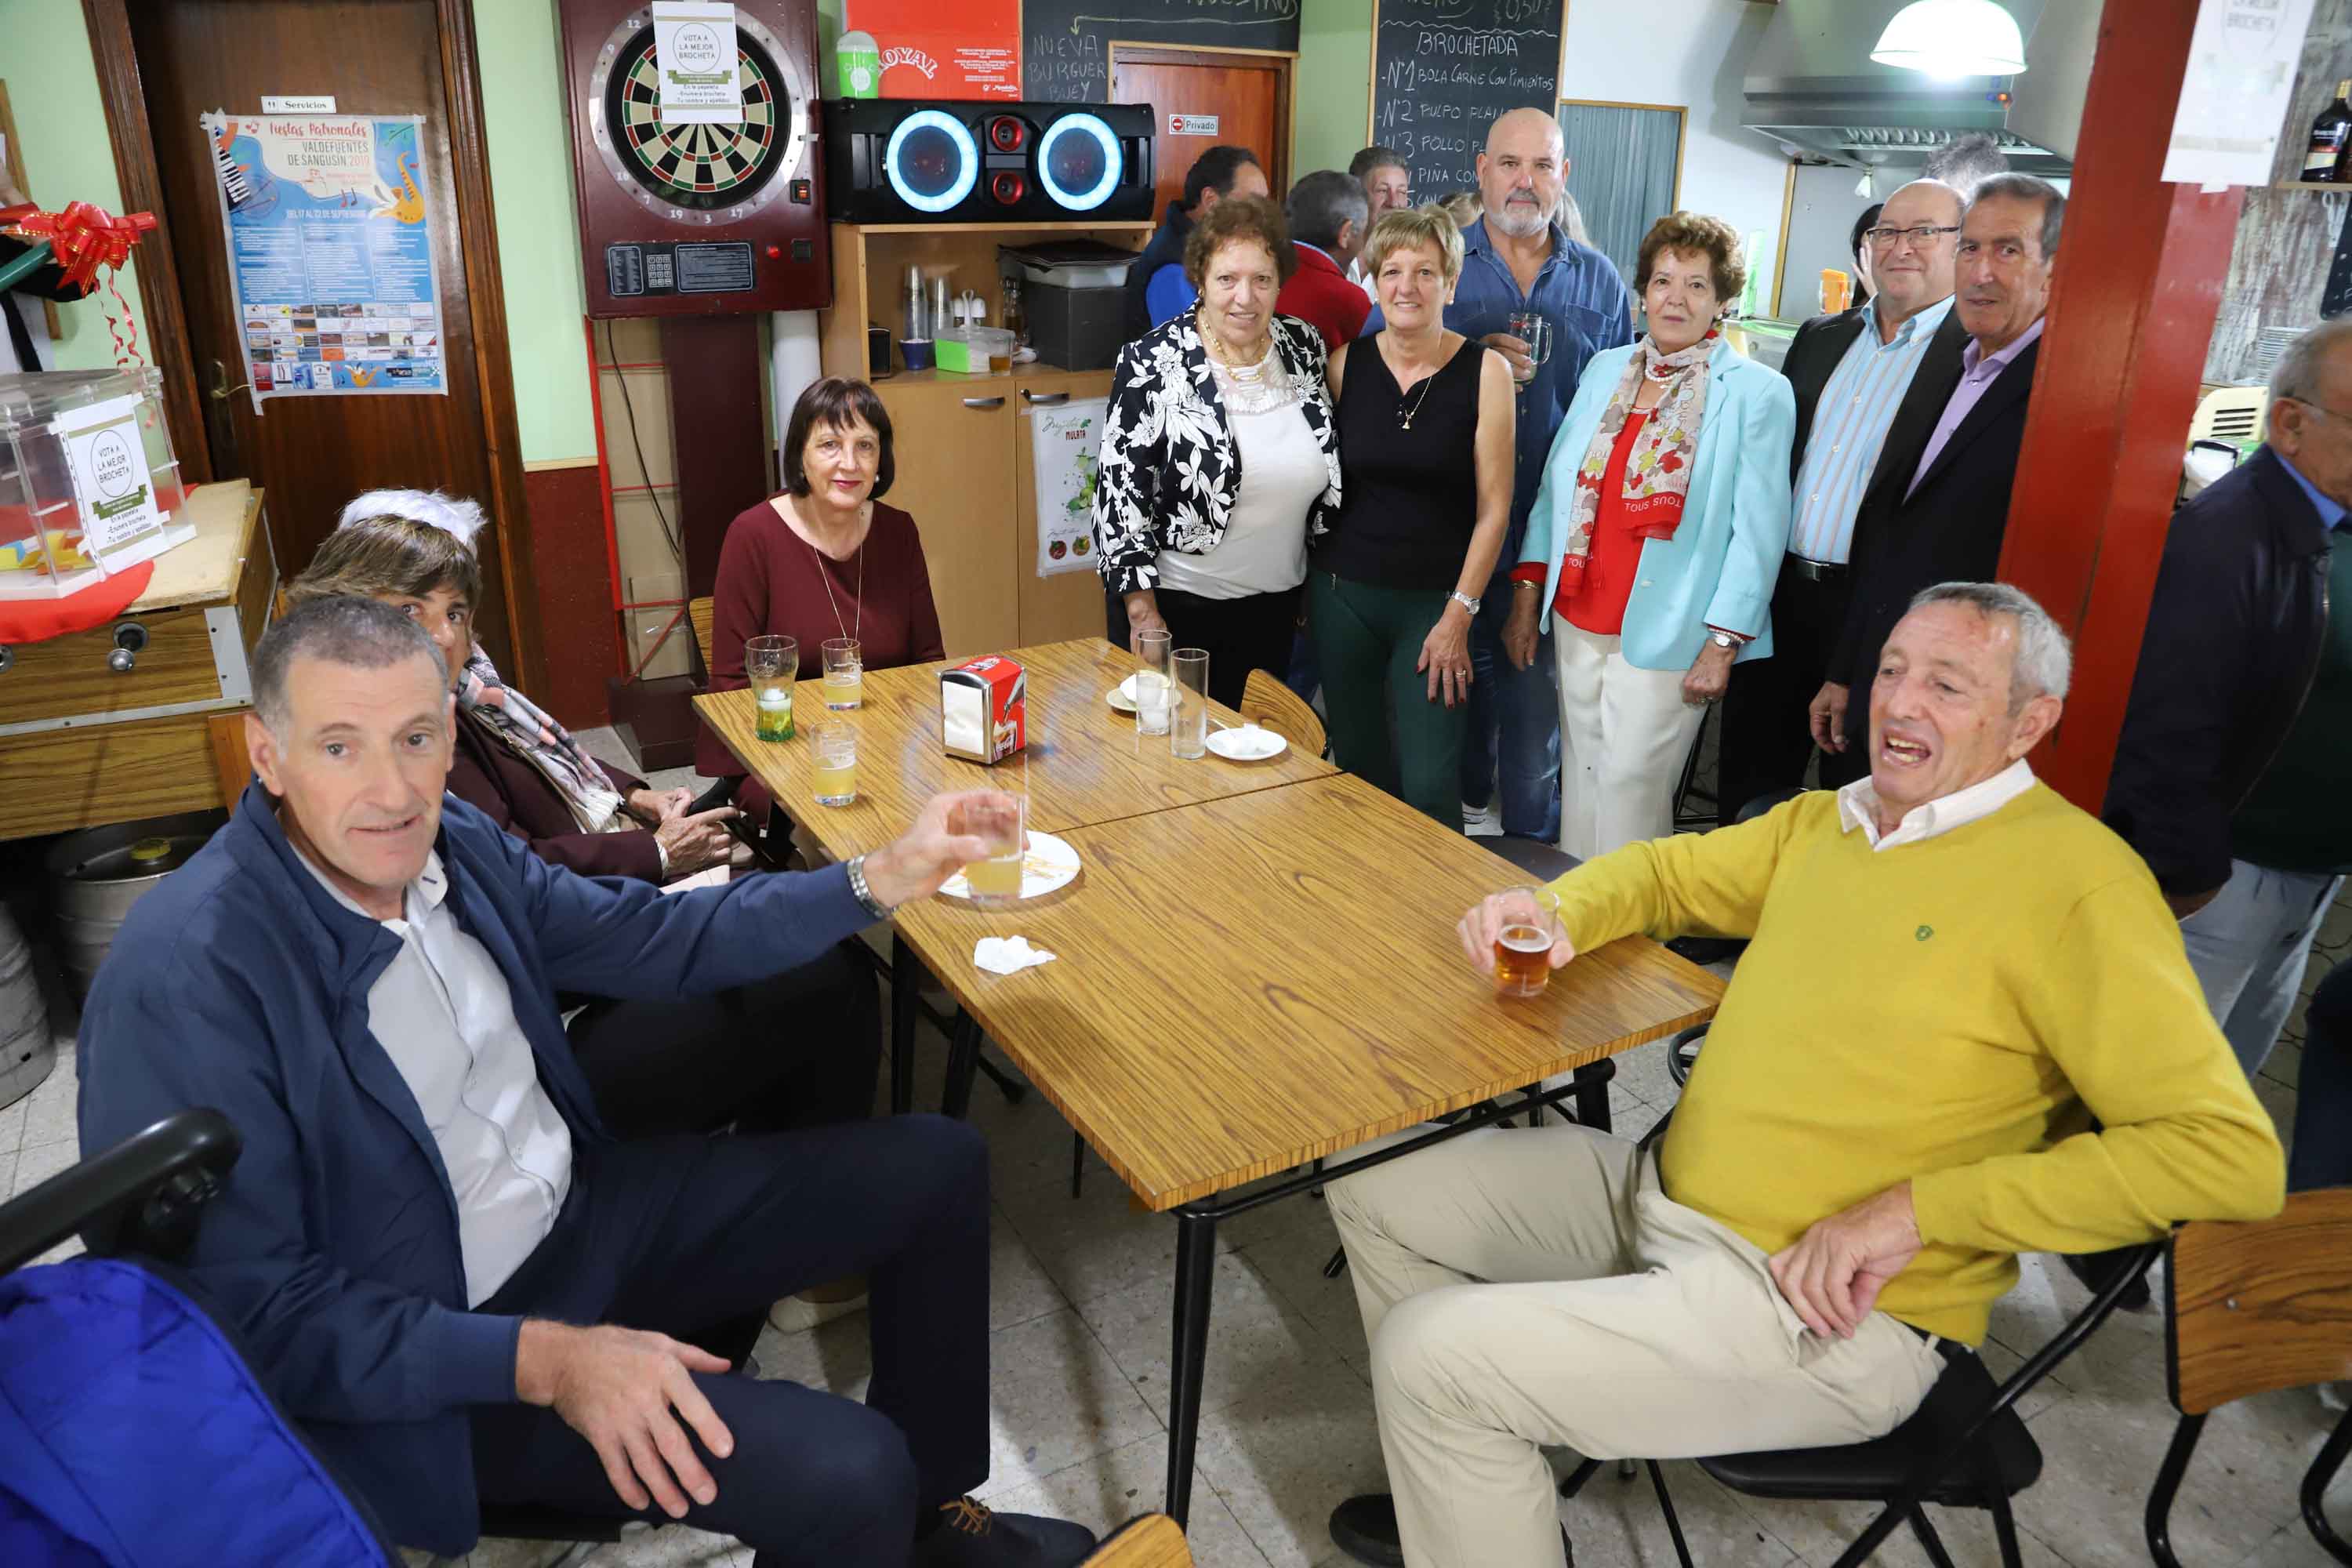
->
[0,368,191,600]
[935,326,1014,375]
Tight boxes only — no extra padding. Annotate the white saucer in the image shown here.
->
[1206,724,1288,762]
[938,830,1082,902]
[1105,673,1139,714]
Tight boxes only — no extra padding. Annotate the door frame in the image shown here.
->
[1107,43,1297,198]
[78,0,548,699]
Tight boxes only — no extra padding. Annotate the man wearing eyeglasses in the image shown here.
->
[2107,318,2350,1084]
[1809,172,2061,777]
[1716,179,1965,822]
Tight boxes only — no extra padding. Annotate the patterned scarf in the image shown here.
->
[455,648,628,834]
[1559,328,1716,594]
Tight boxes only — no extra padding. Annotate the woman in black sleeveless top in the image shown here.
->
[1308,206,1517,829]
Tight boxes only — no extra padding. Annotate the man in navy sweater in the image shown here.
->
[77,597,1094,1568]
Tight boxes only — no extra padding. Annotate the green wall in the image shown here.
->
[475,0,597,463]
[1294,0,1373,180]
[5,3,150,375]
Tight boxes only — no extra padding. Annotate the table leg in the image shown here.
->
[942,1009,982,1120]
[1164,1205,1219,1529]
[1573,1059,1614,1134]
[890,933,918,1116]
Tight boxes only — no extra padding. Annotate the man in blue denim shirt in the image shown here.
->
[1365,108,1634,838]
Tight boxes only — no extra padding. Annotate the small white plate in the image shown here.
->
[938,830,1082,902]
[1105,673,1139,714]
[1206,724,1288,762]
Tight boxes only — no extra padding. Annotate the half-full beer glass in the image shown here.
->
[1490,886,1563,999]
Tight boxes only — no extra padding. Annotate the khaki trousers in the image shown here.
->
[1327,1124,1945,1568]
[1552,619,1710,862]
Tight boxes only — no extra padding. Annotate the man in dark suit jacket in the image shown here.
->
[1812,174,2063,776]
[1715,178,1962,819]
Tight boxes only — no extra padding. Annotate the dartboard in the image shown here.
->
[588,7,808,222]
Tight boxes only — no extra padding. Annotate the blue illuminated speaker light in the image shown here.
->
[1038,112,1122,212]
[884,110,978,213]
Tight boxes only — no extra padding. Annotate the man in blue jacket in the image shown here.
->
[78,597,1094,1568]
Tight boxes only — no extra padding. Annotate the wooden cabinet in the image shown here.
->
[1014,365,1115,647]
[871,372,1018,658]
[820,220,1147,659]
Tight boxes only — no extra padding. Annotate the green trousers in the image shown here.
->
[1308,572,1467,831]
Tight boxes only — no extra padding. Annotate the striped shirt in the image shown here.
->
[1786,296,1955,564]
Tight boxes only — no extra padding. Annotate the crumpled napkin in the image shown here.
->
[975,936,1058,975]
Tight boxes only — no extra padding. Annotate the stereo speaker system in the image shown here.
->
[824,100,1156,224]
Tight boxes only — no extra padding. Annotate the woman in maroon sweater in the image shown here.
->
[696,377,947,805]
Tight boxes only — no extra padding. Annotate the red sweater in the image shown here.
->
[697,497,946,780]
[1278,242,1372,354]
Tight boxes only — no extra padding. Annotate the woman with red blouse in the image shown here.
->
[699,378,947,814]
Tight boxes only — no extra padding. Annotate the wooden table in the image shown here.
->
[1,481,274,840]
[692,637,1338,851]
[699,643,1725,1527]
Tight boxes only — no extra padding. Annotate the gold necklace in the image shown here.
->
[800,498,868,644]
[1200,310,1272,375]
[1388,335,1445,430]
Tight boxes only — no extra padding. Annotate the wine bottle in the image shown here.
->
[2306,79,2352,182]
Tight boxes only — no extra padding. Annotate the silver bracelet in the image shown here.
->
[845,854,894,920]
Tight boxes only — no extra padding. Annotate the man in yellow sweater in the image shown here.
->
[1324,582,2285,1568]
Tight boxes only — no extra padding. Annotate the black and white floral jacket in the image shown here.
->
[1091,311,1343,597]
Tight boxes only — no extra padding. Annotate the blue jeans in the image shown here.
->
[1460,580,1561,839]
[2291,957,2352,1191]
[1284,626,1320,704]
[2179,858,2345,1080]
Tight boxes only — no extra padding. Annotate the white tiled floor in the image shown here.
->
[8,749,2343,1568]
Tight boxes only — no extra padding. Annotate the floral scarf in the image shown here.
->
[456,648,629,834]
[1559,328,1716,594]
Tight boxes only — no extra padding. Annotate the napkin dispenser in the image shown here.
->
[940,655,1026,764]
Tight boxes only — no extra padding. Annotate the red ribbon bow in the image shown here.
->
[0,200,158,292]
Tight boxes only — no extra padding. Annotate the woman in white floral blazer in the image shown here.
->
[1091,196,1342,707]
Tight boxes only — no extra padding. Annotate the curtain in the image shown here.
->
[1557,103,1684,288]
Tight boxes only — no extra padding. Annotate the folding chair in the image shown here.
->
[2147,1188,2352,1566]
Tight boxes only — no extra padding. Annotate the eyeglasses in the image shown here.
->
[1865,224,1962,249]
[2290,397,2352,426]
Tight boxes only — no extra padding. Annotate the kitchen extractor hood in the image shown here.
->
[1744,0,2103,177]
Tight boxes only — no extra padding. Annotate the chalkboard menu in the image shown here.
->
[1025,0,1301,103]
[1370,0,1566,200]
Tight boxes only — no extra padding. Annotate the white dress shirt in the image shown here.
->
[1835,758,2037,852]
[294,844,572,1305]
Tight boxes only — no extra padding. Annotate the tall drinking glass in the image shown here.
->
[746,635,798,742]
[1490,886,1564,999]
[955,793,1027,908]
[1171,647,1210,760]
[822,637,863,710]
[811,720,858,806]
[1134,627,1174,737]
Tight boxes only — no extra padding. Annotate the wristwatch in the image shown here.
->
[845,854,895,920]
[1449,590,1483,615]
[1708,630,1741,651]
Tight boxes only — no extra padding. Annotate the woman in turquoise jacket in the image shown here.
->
[1503,211,1794,860]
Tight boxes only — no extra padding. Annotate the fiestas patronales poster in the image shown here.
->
[200,113,449,411]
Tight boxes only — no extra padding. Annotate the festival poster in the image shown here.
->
[845,0,1021,100]
[199,113,448,412]
[1030,397,1103,577]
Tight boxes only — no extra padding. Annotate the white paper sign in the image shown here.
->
[1030,397,1106,577]
[261,95,337,114]
[652,2,744,125]
[1168,114,1220,136]
[2162,0,2316,187]
[53,395,168,568]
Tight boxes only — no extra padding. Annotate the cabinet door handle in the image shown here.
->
[961,396,1006,410]
[1022,390,1069,406]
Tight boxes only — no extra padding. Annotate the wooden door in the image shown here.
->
[100,0,539,687]
[1014,366,1114,646]
[871,375,1018,658]
[1110,48,1292,216]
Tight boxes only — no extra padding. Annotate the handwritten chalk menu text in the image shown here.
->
[1024,0,1299,103]
[1371,0,1564,199]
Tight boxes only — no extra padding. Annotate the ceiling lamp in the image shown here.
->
[1872,0,2028,78]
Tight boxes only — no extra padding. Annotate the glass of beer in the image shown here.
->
[954,793,1027,907]
[811,720,858,806]
[746,635,797,742]
[1491,886,1564,999]
[822,637,863,710]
